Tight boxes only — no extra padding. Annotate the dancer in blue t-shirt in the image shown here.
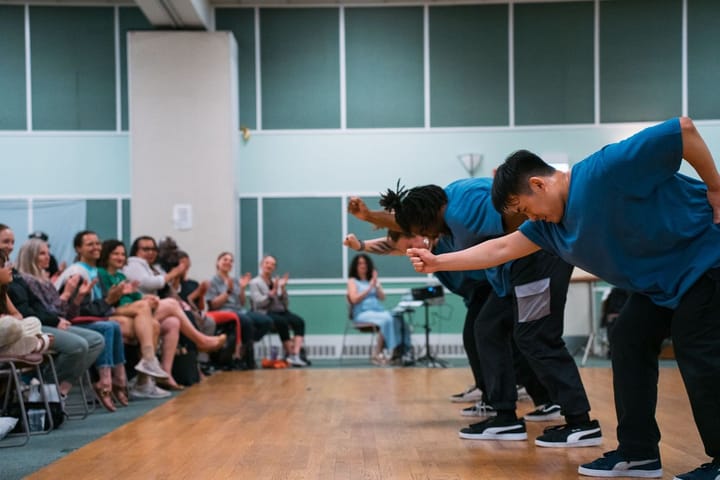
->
[354,178,600,447]
[408,117,720,480]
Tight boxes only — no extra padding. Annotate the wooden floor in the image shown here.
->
[27,366,704,480]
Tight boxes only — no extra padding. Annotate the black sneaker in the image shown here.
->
[673,461,720,480]
[579,450,662,478]
[458,416,527,441]
[524,404,562,422]
[535,419,602,448]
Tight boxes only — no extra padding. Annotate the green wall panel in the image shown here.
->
[260,8,340,129]
[119,7,153,131]
[86,199,118,242]
[688,0,720,120]
[514,2,594,125]
[429,5,508,127]
[262,197,342,278]
[122,199,131,244]
[30,6,116,130]
[0,6,27,130]
[600,0,682,123]
[216,8,257,130]
[346,7,424,128]
[240,198,258,275]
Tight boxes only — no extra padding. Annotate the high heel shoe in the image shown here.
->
[94,385,117,412]
[112,384,129,407]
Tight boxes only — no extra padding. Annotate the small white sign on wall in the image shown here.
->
[173,204,193,230]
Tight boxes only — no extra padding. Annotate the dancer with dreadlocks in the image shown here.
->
[352,178,601,447]
[344,203,556,419]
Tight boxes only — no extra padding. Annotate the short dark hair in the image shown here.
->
[349,253,375,280]
[129,236,156,256]
[380,181,448,235]
[492,150,556,213]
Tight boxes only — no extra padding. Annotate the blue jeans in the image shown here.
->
[76,321,126,368]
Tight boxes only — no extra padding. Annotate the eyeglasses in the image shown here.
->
[139,246,158,252]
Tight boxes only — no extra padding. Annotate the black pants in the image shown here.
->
[268,310,306,341]
[463,283,492,392]
[612,268,720,461]
[476,251,590,416]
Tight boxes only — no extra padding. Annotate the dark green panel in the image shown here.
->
[240,198,258,275]
[429,5,508,127]
[119,7,153,131]
[31,6,115,130]
[515,2,594,125]
[260,8,340,129]
[688,0,720,120]
[216,8,256,130]
[0,6,27,130]
[263,198,342,278]
[600,0,682,123]
[86,199,118,242]
[346,196,418,278]
[346,7,424,128]
[122,199,131,243]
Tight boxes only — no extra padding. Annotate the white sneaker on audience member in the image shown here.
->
[129,378,171,399]
[134,357,169,379]
[286,355,307,367]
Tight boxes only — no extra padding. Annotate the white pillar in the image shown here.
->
[128,31,238,280]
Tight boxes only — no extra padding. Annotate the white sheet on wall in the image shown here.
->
[32,200,86,267]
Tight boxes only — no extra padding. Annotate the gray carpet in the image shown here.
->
[2,392,175,480]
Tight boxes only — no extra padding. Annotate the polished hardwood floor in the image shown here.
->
[27,365,704,479]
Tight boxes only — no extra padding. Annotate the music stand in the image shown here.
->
[411,285,448,368]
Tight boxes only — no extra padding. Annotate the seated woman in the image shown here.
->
[249,255,308,367]
[0,252,53,357]
[2,224,105,402]
[206,252,273,370]
[347,254,411,366]
[97,239,177,390]
[19,234,128,412]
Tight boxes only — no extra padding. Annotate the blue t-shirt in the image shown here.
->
[520,117,720,309]
[432,236,487,304]
[444,178,513,296]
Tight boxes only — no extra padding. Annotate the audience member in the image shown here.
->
[206,252,273,370]
[2,224,104,400]
[347,253,411,366]
[249,255,308,367]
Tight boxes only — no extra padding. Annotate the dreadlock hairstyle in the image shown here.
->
[491,150,556,213]
[379,179,448,235]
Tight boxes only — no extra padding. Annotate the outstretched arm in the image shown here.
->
[407,231,541,273]
[348,196,402,231]
[344,233,402,255]
[680,117,720,223]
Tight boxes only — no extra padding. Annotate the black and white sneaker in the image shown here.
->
[524,404,562,422]
[449,385,483,403]
[461,401,497,417]
[535,419,602,448]
[458,417,527,441]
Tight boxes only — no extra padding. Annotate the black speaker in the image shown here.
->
[411,284,444,301]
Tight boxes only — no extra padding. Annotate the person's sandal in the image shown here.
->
[112,384,129,407]
[94,385,117,412]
